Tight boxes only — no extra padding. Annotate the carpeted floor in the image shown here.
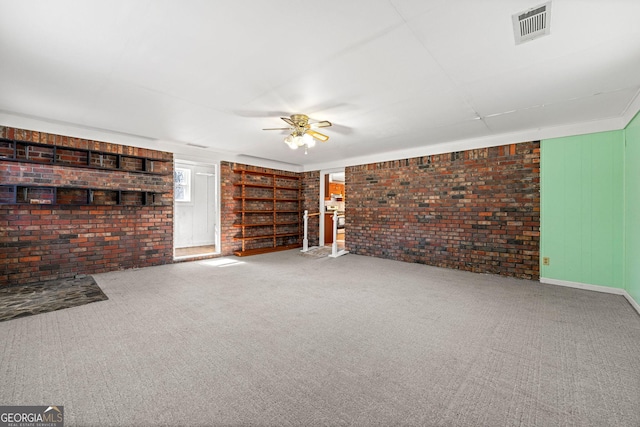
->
[1,250,639,426]
[0,276,108,322]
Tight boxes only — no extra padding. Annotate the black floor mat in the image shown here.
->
[0,276,108,322]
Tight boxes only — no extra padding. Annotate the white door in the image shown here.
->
[174,162,217,248]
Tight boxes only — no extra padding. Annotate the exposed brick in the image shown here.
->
[0,126,174,286]
[345,142,540,280]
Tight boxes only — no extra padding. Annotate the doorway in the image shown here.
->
[174,161,219,258]
[321,168,346,251]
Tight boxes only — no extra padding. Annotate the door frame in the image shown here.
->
[319,167,345,246]
[173,159,221,256]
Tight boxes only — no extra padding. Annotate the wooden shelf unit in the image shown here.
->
[0,137,171,175]
[0,184,165,206]
[233,169,302,256]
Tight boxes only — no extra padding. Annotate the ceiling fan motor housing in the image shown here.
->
[290,114,309,126]
[263,114,331,145]
[291,114,310,136]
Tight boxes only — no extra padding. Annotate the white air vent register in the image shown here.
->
[512,2,551,45]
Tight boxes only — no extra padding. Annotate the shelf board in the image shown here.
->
[233,210,300,214]
[233,221,300,228]
[233,234,274,241]
[232,197,302,202]
[234,243,301,257]
[234,182,299,191]
[233,169,300,180]
[233,232,300,241]
[233,197,273,201]
[234,182,273,189]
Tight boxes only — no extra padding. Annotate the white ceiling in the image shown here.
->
[1,0,639,171]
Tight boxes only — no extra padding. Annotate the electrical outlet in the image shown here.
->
[542,257,550,266]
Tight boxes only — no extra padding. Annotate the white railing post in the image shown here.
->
[331,211,338,256]
[301,209,309,252]
[329,211,349,258]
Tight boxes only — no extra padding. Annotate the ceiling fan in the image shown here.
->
[263,114,332,153]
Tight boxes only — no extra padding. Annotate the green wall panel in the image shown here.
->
[625,112,640,303]
[541,131,624,288]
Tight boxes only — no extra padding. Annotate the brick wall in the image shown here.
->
[219,161,236,256]
[219,162,305,256]
[0,126,174,286]
[346,142,540,279]
[302,171,320,248]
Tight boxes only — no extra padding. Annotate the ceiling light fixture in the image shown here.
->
[284,131,315,154]
[264,114,331,155]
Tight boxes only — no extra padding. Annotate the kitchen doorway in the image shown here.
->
[321,168,346,251]
[174,161,219,259]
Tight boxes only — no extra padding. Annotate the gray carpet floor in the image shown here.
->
[1,250,639,426]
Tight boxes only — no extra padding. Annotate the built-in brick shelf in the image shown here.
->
[0,137,171,175]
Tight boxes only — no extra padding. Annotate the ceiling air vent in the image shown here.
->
[512,2,551,45]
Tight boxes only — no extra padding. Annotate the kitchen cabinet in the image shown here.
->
[329,182,344,197]
[324,175,345,199]
[324,213,335,244]
[324,212,346,244]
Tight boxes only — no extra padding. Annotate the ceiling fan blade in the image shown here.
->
[262,127,291,131]
[310,120,332,129]
[281,117,295,126]
[306,129,329,142]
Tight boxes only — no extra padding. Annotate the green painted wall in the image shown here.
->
[540,131,624,288]
[625,112,640,303]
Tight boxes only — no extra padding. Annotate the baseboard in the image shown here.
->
[627,292,640,315]
[540,277,640,316]
[540,277,626,295]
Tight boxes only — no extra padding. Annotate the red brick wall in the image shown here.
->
[219,161,238,256]
[302,171,321,248]
[0,126,174,285]
[345,142,540,279]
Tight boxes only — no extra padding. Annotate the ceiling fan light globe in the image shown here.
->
[284,135,298,149]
